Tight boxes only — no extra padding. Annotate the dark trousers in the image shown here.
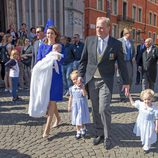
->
[11,77,19,98]
[119,61,133,99]
[136,65,142,84]
[0,62,5,80]
[142,73,154,90]
[88,78,112,139]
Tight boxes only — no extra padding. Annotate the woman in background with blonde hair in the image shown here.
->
[1,34,13,92]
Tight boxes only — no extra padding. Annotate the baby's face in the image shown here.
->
[53,45,61,52]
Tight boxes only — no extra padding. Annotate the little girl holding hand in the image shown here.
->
[68,70,90,139]
[128,89,158,153]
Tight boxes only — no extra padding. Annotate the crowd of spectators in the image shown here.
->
[0,23,84,96]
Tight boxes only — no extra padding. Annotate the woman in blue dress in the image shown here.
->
[36,26,64,138]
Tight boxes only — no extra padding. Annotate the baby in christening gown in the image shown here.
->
[48,43,64,74]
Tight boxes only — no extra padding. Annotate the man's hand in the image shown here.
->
[77,77,83,85]
[122,85,130,96]
[138,66,142,72]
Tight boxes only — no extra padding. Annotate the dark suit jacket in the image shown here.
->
[136,44,146,66]
[31,40,40,69]
[118,37,135,61]
[78,36,129,92]
[142,45,158,82]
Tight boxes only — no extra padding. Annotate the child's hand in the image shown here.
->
[127,93,131,97]
[56,54,61,61]
[68,106,71,112]
[155,126,158,133]
[77,80,83,88]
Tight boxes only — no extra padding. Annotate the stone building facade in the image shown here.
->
[0,0,84,38]
[85,0,158,44]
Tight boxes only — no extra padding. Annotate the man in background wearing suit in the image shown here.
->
[142,38,158,90]
[78,17,129,150]
[31,26,45,69]
[135,38,146,85]
[118,28,135,102]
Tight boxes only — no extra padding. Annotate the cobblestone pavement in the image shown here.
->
[0,85,158,158]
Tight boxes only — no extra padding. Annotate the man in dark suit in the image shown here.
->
[72,34,84,70]
[135,38,146,85]
[78,17,129,150]
[142,38,158,90]
[31,26,45,69]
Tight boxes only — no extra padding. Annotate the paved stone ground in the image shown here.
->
[0,64,158,158]
[0,85,158,158]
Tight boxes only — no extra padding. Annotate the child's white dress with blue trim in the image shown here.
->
[70,85,90,126]
[133,100,158,147]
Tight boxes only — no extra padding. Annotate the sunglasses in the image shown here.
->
[36,31,41,33]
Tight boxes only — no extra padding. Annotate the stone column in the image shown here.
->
[47,0,51,19]
[22,0,26,23]
[59,0,64,35]
[34,0,38,26]
[5,0,16,29]
[53,1,56,26]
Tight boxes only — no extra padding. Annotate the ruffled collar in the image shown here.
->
[143,103,154,111]
[73,85,80,89]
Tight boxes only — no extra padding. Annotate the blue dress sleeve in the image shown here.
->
[154,107,158,120]
[69,86,73,96]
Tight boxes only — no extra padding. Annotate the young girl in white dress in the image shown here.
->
[68,70,90,139]
[128,89,158,153]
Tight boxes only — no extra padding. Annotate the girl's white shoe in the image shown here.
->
[75,131,81,139]
[80,128,87,137]
[143,145,150,153]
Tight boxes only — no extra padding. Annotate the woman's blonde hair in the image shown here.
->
[140,89,154,100]
[10,49,18,59]
[70,70,78,79]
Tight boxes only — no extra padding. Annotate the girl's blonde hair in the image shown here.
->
[140,89,154,100]
[70,70,78,79]
[10,49,19,59]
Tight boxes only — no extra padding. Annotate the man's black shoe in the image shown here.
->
[104,138,112,150]
[93,136,104,145]
[144,149,150,154]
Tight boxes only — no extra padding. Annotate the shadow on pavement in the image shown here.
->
[48,123,94,141]
[110,122,158,154]
[111,106,137,114]
[0,106,26,112]
[0,100,29,106]
[48,131,76,141]
[0,149,31,158]
[0,112,46,126]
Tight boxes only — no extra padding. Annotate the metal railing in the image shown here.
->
[117,15,135,23]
